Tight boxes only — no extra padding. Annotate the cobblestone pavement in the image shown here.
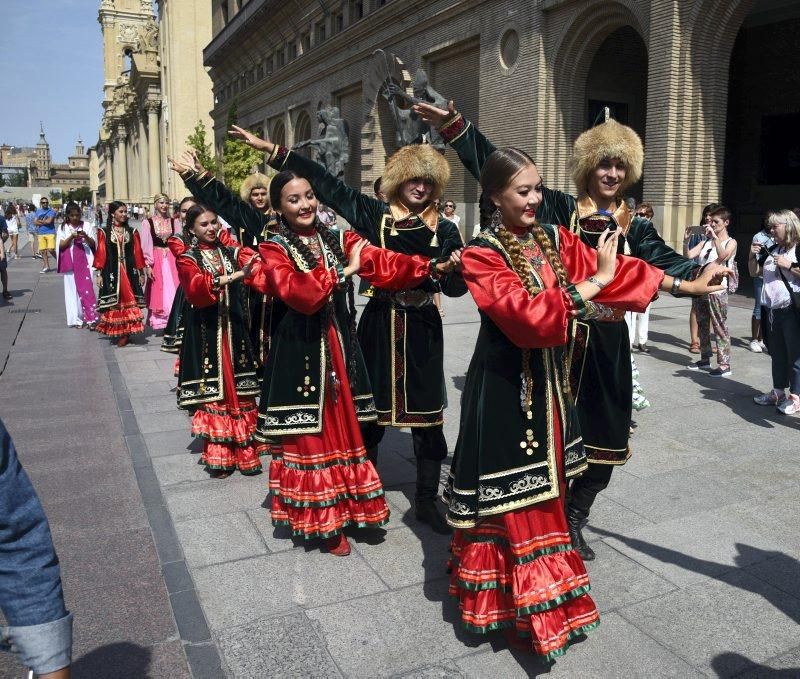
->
[2,251,800,677]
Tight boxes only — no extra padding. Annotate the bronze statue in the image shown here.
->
[293,107,350,178]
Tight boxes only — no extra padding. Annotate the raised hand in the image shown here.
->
[412,100,458,128]
[228,125,272,153]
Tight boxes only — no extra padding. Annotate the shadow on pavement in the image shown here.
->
[645,330,800,431]
[711,652,800,678]
[590,527,800,627]
[71,642,151,679]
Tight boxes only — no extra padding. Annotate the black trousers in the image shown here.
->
[360,422,448,462]
[568,463,614,520]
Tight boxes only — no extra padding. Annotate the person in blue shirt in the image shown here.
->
[0,418,72,678]
[25,205,40,259]
[34,198,57,273]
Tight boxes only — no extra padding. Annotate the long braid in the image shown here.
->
[316,223,359,390]
[495,221,574,413]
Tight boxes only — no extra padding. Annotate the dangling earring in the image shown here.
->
[491,208,502,231]
[190,234,198,247]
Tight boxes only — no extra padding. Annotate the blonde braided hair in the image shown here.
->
[480,147,575,410]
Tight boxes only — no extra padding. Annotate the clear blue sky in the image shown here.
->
[0,0,104,162]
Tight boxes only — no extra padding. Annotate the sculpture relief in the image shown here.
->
[292,107,350,178]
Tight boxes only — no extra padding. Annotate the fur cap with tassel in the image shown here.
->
[570,120,644,195]
[239,172,271,204]
[380,144,451,203]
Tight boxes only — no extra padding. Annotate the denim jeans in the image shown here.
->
[0,418,72,674]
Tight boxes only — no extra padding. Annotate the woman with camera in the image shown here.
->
[56,202,98,328]
[750,209,800,415]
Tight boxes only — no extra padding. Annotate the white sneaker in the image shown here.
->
[749,340,763,353]
[760,341,768,352]
[777,398,800,415]
[40,267,50,273]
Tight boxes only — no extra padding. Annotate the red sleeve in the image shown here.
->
[167,235,188,258]
[177,255,219,307]
[343,231,432,290]
[132,231,146,270]
[557,227,664,312]
[462,246,575,349]
[217,228,238,247]
[256,241,337,315]
[93,229,107,270]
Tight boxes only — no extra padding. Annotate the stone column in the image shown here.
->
[116,125,129,202]
[146,101,163,198]
[138,113,150,204]
[104,143,114,203]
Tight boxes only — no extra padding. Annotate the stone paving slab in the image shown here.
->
[106,290,800,677]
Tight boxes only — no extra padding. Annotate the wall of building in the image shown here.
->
[203,0,798,247]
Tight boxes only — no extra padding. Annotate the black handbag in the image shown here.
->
[776,266,800,315]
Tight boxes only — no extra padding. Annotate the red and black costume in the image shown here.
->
[176,240,266,475]
[94,225,146,337]
[446,224,663,657]
[248,226,439,541]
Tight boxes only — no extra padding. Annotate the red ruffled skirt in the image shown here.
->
[96,267,144,337]
[448,410,599,659]
[270,327,390,539]
[191,329,268,475]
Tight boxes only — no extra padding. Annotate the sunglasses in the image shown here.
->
[444,204,454,208]
[635,211,648,217]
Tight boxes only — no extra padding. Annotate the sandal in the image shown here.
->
[689,342,700,354]
[2,292,11,300]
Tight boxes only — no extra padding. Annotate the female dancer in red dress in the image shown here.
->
[141,192,182,331]
[247,170,459,555]
[445,148,725,658]
[176,205,266,477]
[93,201,146,347]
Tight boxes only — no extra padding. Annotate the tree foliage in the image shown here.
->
[66,186,92,203]
[186,120,219,176]
[221,102,264,196]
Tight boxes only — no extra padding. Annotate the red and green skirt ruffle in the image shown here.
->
[449,503,599,660]
[269,325,389,539]
[191,398,268,475]
[96,301,144,337]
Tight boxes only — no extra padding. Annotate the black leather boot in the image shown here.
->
[566,505,596,561]
[415,459,452,535]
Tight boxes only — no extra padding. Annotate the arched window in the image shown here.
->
[272,120,286,147]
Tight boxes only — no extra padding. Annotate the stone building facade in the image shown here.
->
[0,128,90,190]
[95,0,214,205]
[204,0,800,249]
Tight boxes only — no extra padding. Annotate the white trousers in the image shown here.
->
[626,305,650,345]
[63,273,83,326]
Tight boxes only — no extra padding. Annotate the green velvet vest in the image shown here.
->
[96,227,145,311]
[177,246,261,408]
[444,225,586,529]
[256,229,377,437]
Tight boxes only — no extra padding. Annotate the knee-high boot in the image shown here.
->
[414,458,451,535]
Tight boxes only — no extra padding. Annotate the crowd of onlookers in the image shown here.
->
[625,200,800,416]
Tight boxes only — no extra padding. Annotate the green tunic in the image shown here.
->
[441,117,698,462]
[266,145,468,427]
[181,170,285,368]
[256,229,377,437]
[177,246,261,409]
[444,227,586,528]
[96,226,146,311]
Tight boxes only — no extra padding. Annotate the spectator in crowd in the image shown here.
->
[0,217,9,300]
[627,201,655,352]
[4,205,20,260]
[0,418,73,678]
[750,209,800,414]
[34,198,57,273]
[749,213,775,353]
[687,205,737,377]
[26,204,40,258]
[684,202,720,353]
